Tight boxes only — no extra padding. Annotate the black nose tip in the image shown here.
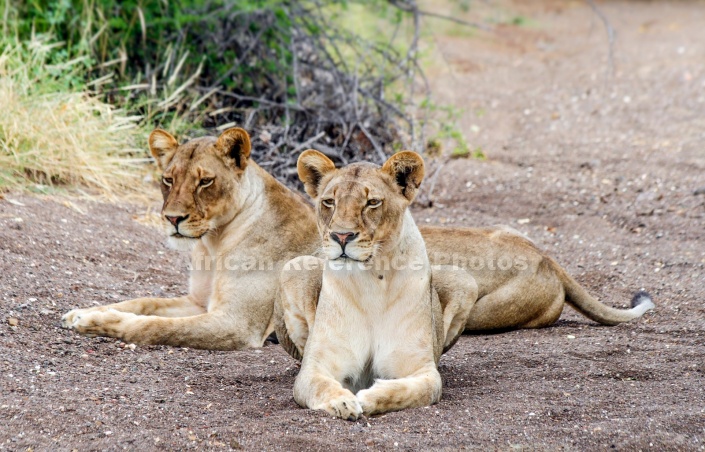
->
[330,232,358,247]
[165,215,188,227]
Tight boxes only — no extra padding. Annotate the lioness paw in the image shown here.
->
[61,309,81,328]
[356,388,376,415]
[61,306,110,329]
[324,395,363,421]
[70,309,134,338]
[61,307,100,329]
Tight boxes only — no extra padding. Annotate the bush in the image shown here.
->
[4,0,480,195]
[7,1,429,185]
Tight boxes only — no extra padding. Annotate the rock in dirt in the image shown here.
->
[693,187,705,196]
[7,317,19,326]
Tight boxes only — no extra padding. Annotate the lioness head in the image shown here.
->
[297,150,425,262]
[149,127,252,247]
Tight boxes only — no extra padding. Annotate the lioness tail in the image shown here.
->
[557,261,654,325]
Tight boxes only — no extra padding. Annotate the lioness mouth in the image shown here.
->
[333,254,356,262]
[334,253,369,263]
[171,232,201,240]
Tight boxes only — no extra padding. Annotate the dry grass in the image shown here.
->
[0,37,155,201]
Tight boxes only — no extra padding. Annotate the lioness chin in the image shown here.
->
[61,127,318,350]
[277,150,460,420]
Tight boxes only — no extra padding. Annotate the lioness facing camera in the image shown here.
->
[277,150,470,420]
[274,149,655,418]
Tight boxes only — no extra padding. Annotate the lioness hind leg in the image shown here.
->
[356,366,442,416]
[61,296,206,328]
[274,256,324,361]
[522,291,564,328]
[464,273,564,331]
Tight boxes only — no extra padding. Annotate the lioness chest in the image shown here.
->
[311,263,435,392]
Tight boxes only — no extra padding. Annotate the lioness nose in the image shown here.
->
[330,232,358,247]
[165,215,188,227]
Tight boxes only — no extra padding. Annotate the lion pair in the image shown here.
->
[62,127,654,420]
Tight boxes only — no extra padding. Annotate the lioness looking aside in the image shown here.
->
[61,128,318,349]
[276,150,467,420]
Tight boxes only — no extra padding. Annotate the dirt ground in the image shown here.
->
[2,1,704,450]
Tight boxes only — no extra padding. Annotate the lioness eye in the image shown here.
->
[162,177,173,186]
[367,199,382,207]
[321,198,335,208]
[199,178,214,188]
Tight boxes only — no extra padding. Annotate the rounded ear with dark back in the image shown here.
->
[217,127,251,170]
[297,150,337,199]
[381,151,425,201]
[149,129,179,170]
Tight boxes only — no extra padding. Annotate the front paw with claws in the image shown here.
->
[323,394,363,421]
[61,306,106,329]
[65,309,135,339]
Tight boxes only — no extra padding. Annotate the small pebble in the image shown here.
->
[7,318,18,326]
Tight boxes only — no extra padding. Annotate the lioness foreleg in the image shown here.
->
[62,242,211,328]
[66,310,264,349]
[356,365,442,416]
[294,370,363,421]
[274,256,323,360]
[64,272,272,350]
[432,265,478,352]
[61,296,206,328]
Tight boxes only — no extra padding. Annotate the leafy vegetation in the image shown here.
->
[1,0,479,194]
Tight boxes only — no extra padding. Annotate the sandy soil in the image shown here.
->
[1,1,704,450]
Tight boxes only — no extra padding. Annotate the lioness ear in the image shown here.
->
[217,127,251,170]
[297,150,336,199]
[381,151,425,201]
[149,129,179,170]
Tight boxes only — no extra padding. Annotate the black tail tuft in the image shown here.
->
[631,290,653,308]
